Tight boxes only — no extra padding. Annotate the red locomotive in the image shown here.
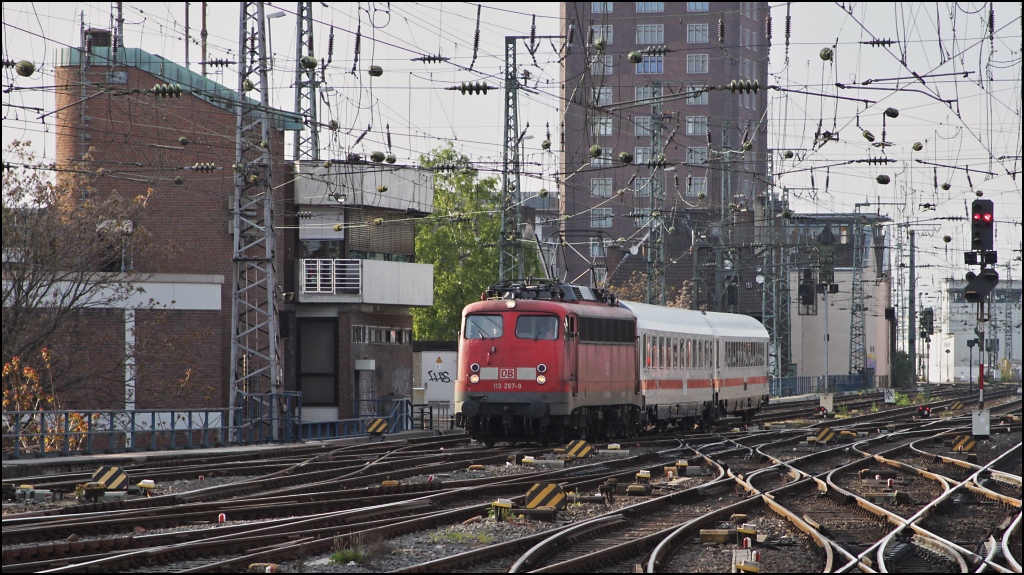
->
[455,280,770,445]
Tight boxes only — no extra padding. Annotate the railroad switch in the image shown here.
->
[491,498,515,521]
[635,469,651,484]
[83,481,107,502]
[2,483,15,501]
[380,479,400,487]
[730,514,748,523]
[858,469,898,480]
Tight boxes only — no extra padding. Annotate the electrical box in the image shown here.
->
[971,409,990,438]
[819,393,834,413]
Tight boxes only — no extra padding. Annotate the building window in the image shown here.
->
[685,116,708,135]
[635,116,653,136]
[636,54,664,74]
[687,54,709,74]
[636,24,664,44]
[634,209,651,228]
[635,176,652,196]
[592,266,608,287]
[636,2,664,12]
[591,54,614,75]
[591,177,613,198]
[688,2,709,11]
[590,115,613,136]
[635,85,662,104]
[593,2,613,13]
[590,24,614,44]
[686,176,708,197]
[591,86,612,106]
[589,237,613,257]
[352,325,412,344]
[592,147,614,166]
[298,318,338,406]
[591,208,613,228]
[686,83,709,105]
[687,23,709,43]
[634,146,653,164]
[687,146,708,165]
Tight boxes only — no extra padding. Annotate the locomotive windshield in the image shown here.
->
[464,314,503,339]
[515,315,559,340]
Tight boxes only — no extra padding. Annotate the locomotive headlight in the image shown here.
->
[505,300,516,309]
[537,363,547,373]
[469,374,480,384]
[536,375,547,385]
[470,363,480,373]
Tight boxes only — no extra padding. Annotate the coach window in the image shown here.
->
[672,339,679,368]
[465,314,503,339]
[516,315,559,340]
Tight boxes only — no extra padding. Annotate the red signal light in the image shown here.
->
[973,213,981,220]
[982,213,992,222]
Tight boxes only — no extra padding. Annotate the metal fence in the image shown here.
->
[770,374,886,398]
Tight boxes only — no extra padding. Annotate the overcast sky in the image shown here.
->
[3,2,1021,307]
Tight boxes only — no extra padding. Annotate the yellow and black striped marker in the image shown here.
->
[814,427,835,444]
[952,435,976,452]
[366,418,388,435]
[91,466,129,491]
[950,401,964,411]
[525,483,567,510]
[566,439,594,459]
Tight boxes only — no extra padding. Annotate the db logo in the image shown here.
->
[499,368,516,379]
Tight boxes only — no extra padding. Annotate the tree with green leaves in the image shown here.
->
[412,144,542,340]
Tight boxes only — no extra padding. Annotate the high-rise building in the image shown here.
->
[558,2,769,308]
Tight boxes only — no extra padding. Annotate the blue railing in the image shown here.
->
[771,374,884,398]
[299,397,414,440]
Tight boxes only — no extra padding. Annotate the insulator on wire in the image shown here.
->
[191,162,216,172]
[386,124,393,151]
[327,28,335,64]
[718,18,725,43]
[727,79,759,94]
[412,54,449,63]
[470,4,481,70]
[152,83,183,98]
[15,60,36,77]
[765,15,772,41]
[351,23,361,74]
[530,15,536,46]
[643,45,670,55]
[861,38,894,47]
[989,5,995,41]
[454,81,490,95]
[204,58,235,67]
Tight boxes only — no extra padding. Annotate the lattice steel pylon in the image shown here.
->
[849,204,868,375]
[499,37,525,282]
[645,85,667,305]
[230,2,280,420]
[293,1,319,161]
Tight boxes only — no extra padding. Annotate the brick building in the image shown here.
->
[558,1,769,313]
[52,32,432,422]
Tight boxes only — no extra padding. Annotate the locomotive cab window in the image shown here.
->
[464,314,503,339]
[516,315,559,340]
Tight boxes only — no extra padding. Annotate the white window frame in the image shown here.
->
[593,2,613,13]
[634,146,653,164]
[635,85,662,104]
[635,116,653,137]
[636,24,664,44]
[687,2,709,12]
[590,24,614,44]
[591,54,615,76]
[635,176,652,197]
[592,265,608,287]
[591,177,613,198]
[685,116,708,136]
[590,115,613,137]
[687,23,709,43]
[687,176,708,197]
[636,2,664,12]
[591,86,613,106]
[686,82,708,105]
[636,54,664,74]
[687,54,709,74]
[589,237,613,257]
[634,209,651,228]
[687,146,708,166]
[591,208,613,228]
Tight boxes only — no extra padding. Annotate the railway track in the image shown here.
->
[3,393,1019,573]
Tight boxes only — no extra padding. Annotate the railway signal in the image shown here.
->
[970,199,994,251]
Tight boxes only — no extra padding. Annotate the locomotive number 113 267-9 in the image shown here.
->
[493,382,523,390]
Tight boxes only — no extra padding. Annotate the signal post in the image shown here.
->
[963,197,997,409]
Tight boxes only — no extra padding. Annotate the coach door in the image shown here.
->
[565,314,579,396]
